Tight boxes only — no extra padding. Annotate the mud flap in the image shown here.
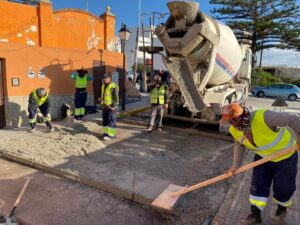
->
[163,57,206,113]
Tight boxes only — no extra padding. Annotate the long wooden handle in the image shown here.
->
[8,177,31,218]
[170,146,298,197]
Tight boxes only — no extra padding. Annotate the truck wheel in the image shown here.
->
[288,94,297,101]
[257,91,265,98]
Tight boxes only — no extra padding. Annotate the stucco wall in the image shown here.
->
[275,68,300,80]
[53,10,104,50]
[0,0,115,51]
[0,1,39,46]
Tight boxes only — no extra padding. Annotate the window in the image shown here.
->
[270,84,281,89]
[282,84,293,89]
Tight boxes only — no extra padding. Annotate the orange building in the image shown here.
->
[0,0,124,128]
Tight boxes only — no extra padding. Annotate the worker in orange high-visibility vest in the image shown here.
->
[71,67,93,122]
[220,103,300,225]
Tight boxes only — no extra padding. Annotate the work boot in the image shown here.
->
[29,122,36,132]
[275,205,287,217]
[73,116,81,123]
[48,125,54,133]
[103,136,111,141]
[240,206,262,225]
[46,121,54,132]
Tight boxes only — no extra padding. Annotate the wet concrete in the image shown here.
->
[0,115,234,224]
[0,159,175,225]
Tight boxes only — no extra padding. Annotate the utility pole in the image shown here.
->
[133,0,141,85]
[141,18,147,92]
[85,0,88,12]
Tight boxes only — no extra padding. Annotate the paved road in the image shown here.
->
[246,95,300,113]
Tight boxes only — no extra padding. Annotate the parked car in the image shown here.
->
[252,83,300,101]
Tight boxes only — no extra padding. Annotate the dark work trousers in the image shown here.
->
[28,103,51,128]
[102,108,117,137]
[250,152,298,207]
[28,103,49,119]
[74,91,87,119]
[149,104,164,128]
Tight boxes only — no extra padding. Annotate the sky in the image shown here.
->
[51,0,300,68]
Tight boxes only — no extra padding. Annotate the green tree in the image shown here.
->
[291,78,300,87]
[132,63,151,74]
[210,0,300,66]
[252,68,282,86]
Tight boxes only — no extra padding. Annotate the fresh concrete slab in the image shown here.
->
[0,115,234,224]
[0,159,176,225]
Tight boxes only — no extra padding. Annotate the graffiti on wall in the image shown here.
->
[87,30,101,50]
[107,37,119,52]
[0,16,37,46]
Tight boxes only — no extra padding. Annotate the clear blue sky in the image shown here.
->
[51,0,213,30]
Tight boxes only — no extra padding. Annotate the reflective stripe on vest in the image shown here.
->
[229,109,296,162]
[101,82,119,106]
[150,85,165,104]
[33,89,48,106]
[75,74,88,88]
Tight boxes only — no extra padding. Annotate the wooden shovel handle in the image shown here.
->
[9,177,32,218]
[170,146,298,197]
[13,177,31,207]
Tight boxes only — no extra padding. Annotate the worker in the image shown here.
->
[99,73,119,141]
[71,67,93,122]
[220,103,299,225]
[148,75,169,132]
[28,87,53,132]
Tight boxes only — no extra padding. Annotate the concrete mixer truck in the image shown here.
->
[155,0,253,130]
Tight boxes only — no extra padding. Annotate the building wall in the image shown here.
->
[0,1,123,128]
[0,1,40,45]
[262,66,300,80]
[0,0,115,51]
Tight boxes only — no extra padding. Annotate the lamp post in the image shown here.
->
[140,12,167,90]
[119,23,131,111]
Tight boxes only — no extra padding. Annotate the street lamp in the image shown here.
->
[118,24,131,111]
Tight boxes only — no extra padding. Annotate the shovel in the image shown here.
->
[1,178,32,225]
[152,145,298,211]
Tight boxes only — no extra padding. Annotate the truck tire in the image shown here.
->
[257,91,265,98]
[288,94,297,101]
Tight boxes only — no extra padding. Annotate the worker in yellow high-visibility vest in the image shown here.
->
[28,87,53,132]
[99,73,119,141]
[220,103,300,224]
[147,75,169,132]
[71,67,93,122]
